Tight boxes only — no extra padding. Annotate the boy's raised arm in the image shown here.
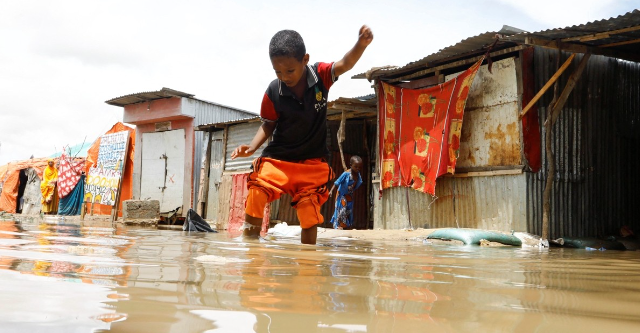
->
[333,25,374,78]
[231,121,276,159]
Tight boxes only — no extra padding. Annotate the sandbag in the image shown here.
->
[554,237,626,251]
[183,208,216,232]
[427,228,522,246]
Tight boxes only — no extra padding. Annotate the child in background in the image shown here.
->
[329,155,363,229]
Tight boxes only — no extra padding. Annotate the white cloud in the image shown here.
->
[495,0,624,27]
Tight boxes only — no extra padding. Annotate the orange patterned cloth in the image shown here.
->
[379,57,483,195]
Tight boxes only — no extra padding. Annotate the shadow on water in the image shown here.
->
[1,218,640,332]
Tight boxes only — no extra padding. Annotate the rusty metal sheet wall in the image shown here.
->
[526,48,640,239]
[375,174,527,232]
[216,174,233,230]
[449,57,522,168]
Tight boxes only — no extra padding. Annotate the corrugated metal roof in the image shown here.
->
[358,10,640,81]
[327,94,377,118]
[507,9,640,54]
[197,94,378,130]
[105,87,195,107]
[195,115,261,130]
[354,25,525,80]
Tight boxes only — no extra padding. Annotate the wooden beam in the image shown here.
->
[448,169,523,178]
[561,25,640,42]
[524,37,640,63]
[196,130,213,216]
[548,53,592,125]
[601,37,640,48]
[519,53,576,119]
[327,103,376,112]
[454,165,524,173]
[395,75,440,89]
[326,111,377,121]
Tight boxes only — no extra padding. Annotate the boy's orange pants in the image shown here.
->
[245,157,334,229]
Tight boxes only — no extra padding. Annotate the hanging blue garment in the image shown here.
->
[58,175,85,215]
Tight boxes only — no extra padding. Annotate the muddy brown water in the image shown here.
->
[1,218,640,333]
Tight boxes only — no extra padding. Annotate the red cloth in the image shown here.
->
[521,47,542,172]
[379,57,483,195]
[57,150,85,198]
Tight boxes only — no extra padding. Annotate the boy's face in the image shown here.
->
[351,161,363,173]
[271,54,309,88]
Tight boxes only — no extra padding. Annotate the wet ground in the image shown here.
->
[1,217,640,333]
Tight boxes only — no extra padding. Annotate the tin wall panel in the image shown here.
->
[448,57,522,168]
[375,174,527,232]
[526,48,640,239]
[224,122,264,172]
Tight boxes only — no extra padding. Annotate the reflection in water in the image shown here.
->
[1,218,640,332]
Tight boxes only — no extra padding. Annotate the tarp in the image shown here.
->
[183,208,216,232]
[0,158,55,213]
[84,122,135,217]
[379,57,483,196]
[49,141,92,159]
[21,168,43,215]
[58,175,85,216]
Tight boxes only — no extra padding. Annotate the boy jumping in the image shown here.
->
[230,25,374,244]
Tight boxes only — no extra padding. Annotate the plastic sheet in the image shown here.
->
[183,209,216,232]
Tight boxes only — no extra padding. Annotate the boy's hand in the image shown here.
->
[358,25,373,47]
[231,145,254,159]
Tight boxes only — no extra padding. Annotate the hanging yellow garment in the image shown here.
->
[41,159,59,213]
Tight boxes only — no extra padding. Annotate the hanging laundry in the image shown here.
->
[378,57,483,195]
[57,149,85,198]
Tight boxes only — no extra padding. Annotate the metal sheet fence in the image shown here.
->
[526,48,640,239]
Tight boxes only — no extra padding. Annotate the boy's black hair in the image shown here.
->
[350,155,363,165]
[269,30,306,61]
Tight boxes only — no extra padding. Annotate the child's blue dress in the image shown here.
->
[330,170,363,229]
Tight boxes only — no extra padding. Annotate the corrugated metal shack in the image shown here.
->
[359,10,640,238]
[106,88,256,217]
[196,95,377,231]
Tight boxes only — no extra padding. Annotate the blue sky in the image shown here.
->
[0,0,638,165]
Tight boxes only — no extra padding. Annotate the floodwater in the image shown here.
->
[1,218,640,333]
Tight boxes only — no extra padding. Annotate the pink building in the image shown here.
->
[106,87,255,217]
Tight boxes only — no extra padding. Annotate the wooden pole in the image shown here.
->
[541,52,590,241]
[362,120,371,229]
[338,109,347,172]
[197,130,213,216]
[520,54,575,119]
[111,134,130,225]
[548,53,592,125]
[542,52,561,241]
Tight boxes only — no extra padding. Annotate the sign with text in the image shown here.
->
[85,131,129,206]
